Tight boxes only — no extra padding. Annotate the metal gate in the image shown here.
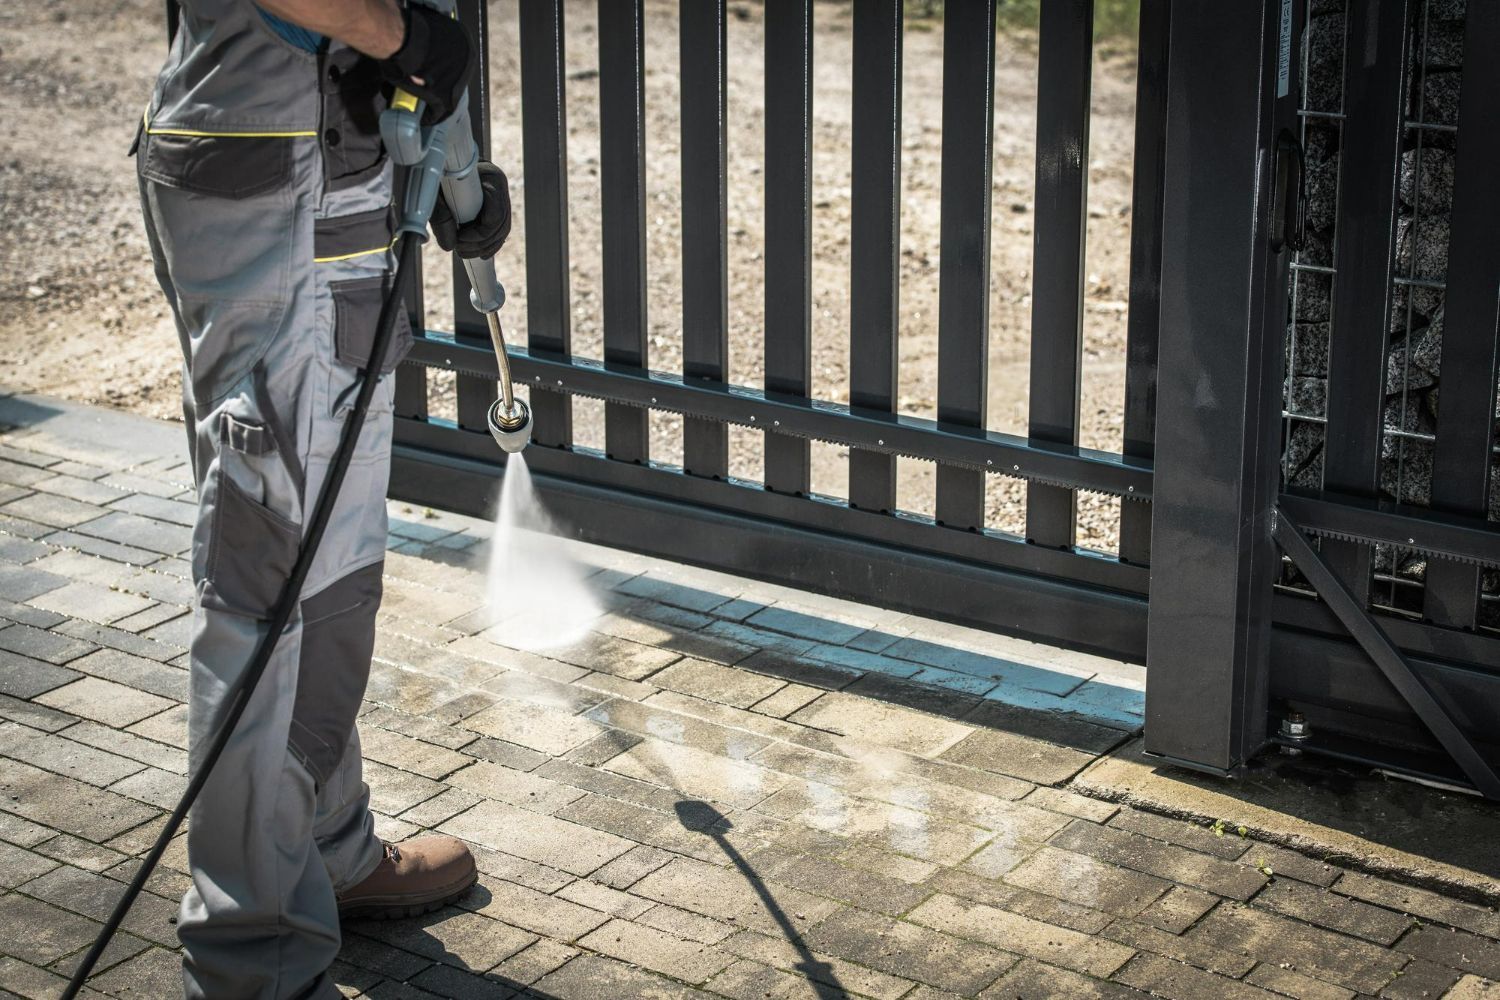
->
[384,1,1500,797]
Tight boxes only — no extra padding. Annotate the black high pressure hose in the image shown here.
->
[62,233,421,998]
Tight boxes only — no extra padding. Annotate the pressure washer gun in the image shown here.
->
[379,61,532,453]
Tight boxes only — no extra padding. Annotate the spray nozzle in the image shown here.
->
[487,397,532,454]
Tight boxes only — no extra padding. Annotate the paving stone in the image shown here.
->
[32,832,130,873]
[107,604,187,636]
[0,534,51,564]
[635,903,737,945]
[32,475,125,507]
[0,651,79,699]
[742,844,932,916]
[802,905,1017,995]
[591,845,675,891]
[0,623,95,665]
[1108,808,1254,862]
[399,787,484,829]
[60,721,187,775]
[358,726,473,781]
[109,766,186,809]
[98,471,188,500]
[631,857,840,937]
[19,863,179,947]
[349,907,536,972]
[532,952,702,1000]
[840,669,986,720]
[929,868,1114,935]
[336,932,434,982]
[362,706,479,751]
[1448,976,1500,999]
[1113,953,1281,1000]
[748,683,823,719]
[125,703,187,749]
[1050,820,1270,901]
[1401,925,1500,981]
[606,738,787,811]
[1006,846,1171,918]
[0,458,58,486]
[554,878,655,920]
[1102,917,1256,978]
[1334,873,1500,939]
[41,530,164,570]
[1381,958,1464,999]
[88,946,192,997]
[0,892,102,965]
[0,566,69,606]
[55,619,184,664]
[0,721,146,787]
[0,811,56,848]
[363,759,445,815]
[1135,884,1219,935]
[439,799,635,877]
[578,917,734,984]
[444,760,585,816]
[24,551,132,589]
[939,727,1098,786]
[28,583,153,627]
[1,493,107,531]
[1022,785,1119,824]
[466,846,573,894]
[138,613,193,650]
[106,494,197,529]
[488,938,579,986]
[0,838,58,888]
[542,634,683,682]
[407,963,515,1000]
[1244,963,1356,1000]
[0,757,158,840]
[586,699,772,762]
[719,929,915,1000]
[979,958,1147,999]
[461,736,550,773]
[1246,844,1342,888]
[0,598,67,630]
[1256,878,1413,945]
[734,649,860,690]
[745,606,865,645]
[460,698,610,757]
[0,514,56,540]
[787,692,971,758]
[561,729,644,767]
[0,694,77,733]
[908,893,1136,979]
[0,954,113,1000]
[72,512,188,557]
[33,678,174,728]
[62,648,187,702]
[704,958,815,1000]
[1190,903,1410,993]
[650,658,787,710]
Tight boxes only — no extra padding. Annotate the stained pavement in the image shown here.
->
[0,393,1496,999]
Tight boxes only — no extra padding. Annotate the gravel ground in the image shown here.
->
[0,0,1142,550]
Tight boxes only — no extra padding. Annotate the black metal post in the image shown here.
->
[1118,0,1170,566]
[847,0,903,513]
[933,0,998,532]
[451,0,495,433]
[763,0,814,495]
[598,0,651,464]
[1024,0,1093,549]
[1422,2,1500,629]
[1319,0,1414,606]
[1144,0,1300,774]
[519,0,573,449]
[680,0,730,480]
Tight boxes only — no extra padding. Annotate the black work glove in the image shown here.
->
[430,161,512,259]
[376,3,476,126]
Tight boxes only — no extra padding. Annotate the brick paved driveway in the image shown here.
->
[0,395,1496,1000]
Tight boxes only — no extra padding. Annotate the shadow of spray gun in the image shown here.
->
[673,800,848,999]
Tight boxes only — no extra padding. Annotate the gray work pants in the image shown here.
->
[138,114,412,998]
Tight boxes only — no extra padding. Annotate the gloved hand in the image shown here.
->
[376,3,476,126]
[430,161,512,259]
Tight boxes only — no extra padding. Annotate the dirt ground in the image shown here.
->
[0,0,1141,550]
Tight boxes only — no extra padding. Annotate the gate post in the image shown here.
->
[1144,0,1302,773]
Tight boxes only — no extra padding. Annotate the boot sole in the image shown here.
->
[337,868,479,921]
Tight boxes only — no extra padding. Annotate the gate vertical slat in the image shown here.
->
[451,0,495,433]
[680,0,730,480]
[1320,0,1413,606]
[847,0,903,513]
[1423,4,1500,629]
[764,0,814,495]
[1119,0,1170,565]
[934,0,998,532]
[519,0,573,449]
[598,0,650,464]
[1025,0,1094,549]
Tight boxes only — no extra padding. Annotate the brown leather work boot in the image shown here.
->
[337,836,478,920]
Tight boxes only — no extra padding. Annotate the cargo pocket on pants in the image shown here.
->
[330,274,413,381]
[201,414,301,618]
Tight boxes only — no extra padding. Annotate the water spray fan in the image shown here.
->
[381,76,531,454]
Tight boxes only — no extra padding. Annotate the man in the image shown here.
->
[135,1,511,995]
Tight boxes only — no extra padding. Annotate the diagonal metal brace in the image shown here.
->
[1272,506,1500,799]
